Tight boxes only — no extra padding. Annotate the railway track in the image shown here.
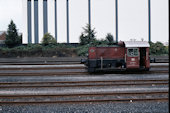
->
[0,57,83,65]
[0,59,168,105]
[0,77,168,104]
[0,63,168,70]
[0,71,168,76]
[0,66,84,70]
[0,79,168,88]
[0,56,168,65]
[0,91,168,104]
[0,70,168,76]
[0,63,168,76]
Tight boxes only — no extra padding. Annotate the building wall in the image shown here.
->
[22,0,57,44]
[0,32,6,44]
[0,32,6,41]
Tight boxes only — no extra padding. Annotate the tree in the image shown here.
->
[149,41,168,55]
[5,20,21,47]
[79,24,96,45]
[105,33,114,45]
[41,33,56,46]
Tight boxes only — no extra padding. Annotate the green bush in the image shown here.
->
[76,45,89,56]
[0,43,77,57]
[41,33,56,46]
[149,41,169,55]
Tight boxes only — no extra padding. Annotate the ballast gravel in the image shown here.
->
[0,101,168,113]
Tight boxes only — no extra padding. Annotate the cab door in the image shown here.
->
[126,48,140,69]
[140,48,150,69]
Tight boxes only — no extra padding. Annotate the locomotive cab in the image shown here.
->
[124,41,150,71]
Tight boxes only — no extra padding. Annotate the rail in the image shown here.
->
[0,91,168,104]
[0,79,168,88]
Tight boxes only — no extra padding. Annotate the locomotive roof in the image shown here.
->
[124,41,150,47]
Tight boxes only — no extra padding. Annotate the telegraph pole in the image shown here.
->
[66,0,69,43]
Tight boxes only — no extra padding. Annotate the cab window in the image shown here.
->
[127,48,139,57]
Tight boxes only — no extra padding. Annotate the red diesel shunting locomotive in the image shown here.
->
[85,41,150,72]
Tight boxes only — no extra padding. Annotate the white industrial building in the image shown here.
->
[22,0,57,44]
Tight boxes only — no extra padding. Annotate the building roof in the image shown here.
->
[0,31,5,35]
[124,41,150,47]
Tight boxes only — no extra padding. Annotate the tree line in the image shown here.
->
[2,20,169,56]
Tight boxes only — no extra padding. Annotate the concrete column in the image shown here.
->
[31,0,35,43]
[115,0,118,43]
[66,0,69,43]
[38,0,43,43]
[43,0,48,34]
[88,0,91,30]
[55,0,58,42]
[148,0,151,42]
[34,0,39,43]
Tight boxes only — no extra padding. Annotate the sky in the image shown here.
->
[0,0,169,43]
